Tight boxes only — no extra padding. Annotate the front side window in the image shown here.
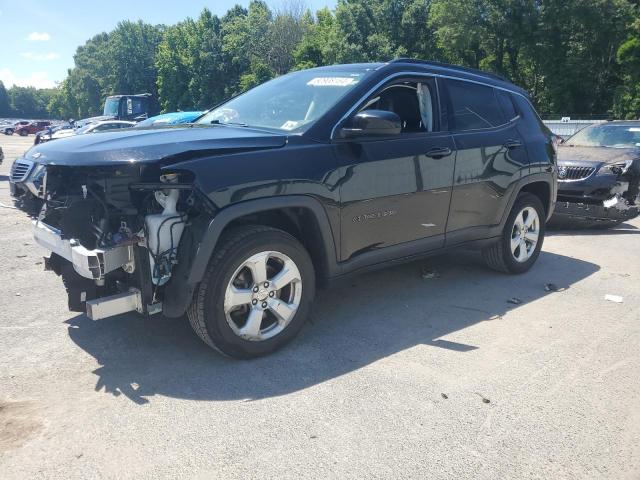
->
[447,79,505,131]
[359,80,438,133]
[196,68,372,132]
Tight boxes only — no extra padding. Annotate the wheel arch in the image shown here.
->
[163,195,338,319]
[501,175,556,227]
[520,181,551,217]
[187,195,339,286]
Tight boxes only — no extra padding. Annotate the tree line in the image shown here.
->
[2,0,639,120]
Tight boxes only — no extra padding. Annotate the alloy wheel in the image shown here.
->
[223,250,302,341]
[510,206,540,263]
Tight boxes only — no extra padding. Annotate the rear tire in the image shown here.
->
[483,193,546,274]
[187,225,315,358]
[18,130,27,136]
[5,128,13,135]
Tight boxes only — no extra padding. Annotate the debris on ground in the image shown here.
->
[507,297,522,305]
[15,292,21,296]
[604,294,624,304]
[421,267,440,280]
[475,392,491,404]
[544,283,563,292]
[16,255,27,258]
[441,393,448,399]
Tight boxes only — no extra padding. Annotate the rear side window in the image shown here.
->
[496,90,518,122]
[446,79,504,131]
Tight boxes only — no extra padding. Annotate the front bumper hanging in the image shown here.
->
[33,220,135,280]
[33,220,149,320]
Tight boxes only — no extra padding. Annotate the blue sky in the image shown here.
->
[0,0,337,89]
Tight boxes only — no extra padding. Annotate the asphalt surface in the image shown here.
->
[1,134,639,479]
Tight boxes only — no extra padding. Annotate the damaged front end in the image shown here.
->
[551,159,640,227]
[33,163,213,319]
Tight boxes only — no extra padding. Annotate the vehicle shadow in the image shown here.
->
[65,250,599,405]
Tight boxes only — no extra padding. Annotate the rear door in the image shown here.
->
[443,79,529,243]
[336,77,456,261]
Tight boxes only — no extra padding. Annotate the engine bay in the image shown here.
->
[36,163,212,316]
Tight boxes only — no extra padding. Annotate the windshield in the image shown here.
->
[76,124,95,134]
[566,124,640,148]
[196,69,371,132]
[134,117,160,128]
[103,98,119,117]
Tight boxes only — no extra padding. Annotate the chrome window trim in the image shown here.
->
[330,70,531,140]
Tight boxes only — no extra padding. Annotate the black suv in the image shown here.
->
[29,60,557,358]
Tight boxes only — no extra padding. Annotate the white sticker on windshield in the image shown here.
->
[281,120,300,130]
[307,77,357,87]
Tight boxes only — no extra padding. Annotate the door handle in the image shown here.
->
[425,147,452,159]
[504,139,522,149]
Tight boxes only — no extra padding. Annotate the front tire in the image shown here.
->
[5,128,13,135]
[483,193,545,274]
[18,130,27,136]
[187,225,315,358]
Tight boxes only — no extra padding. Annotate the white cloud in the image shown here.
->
[27,32,51,41]
[20,52,60,61]
[0,68,57,89]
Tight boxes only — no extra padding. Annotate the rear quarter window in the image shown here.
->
[496,90,518,122]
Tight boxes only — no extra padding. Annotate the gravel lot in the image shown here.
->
[1,134,639,479]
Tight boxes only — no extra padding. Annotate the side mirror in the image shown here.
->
[339,109,402,138]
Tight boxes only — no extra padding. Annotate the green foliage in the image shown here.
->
[614,15,640,118]
[6,86,55,118]
[0,81,10,116]
[48,21,164,119]
[13,0,640,119]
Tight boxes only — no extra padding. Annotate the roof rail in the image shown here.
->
[389,58,510,84]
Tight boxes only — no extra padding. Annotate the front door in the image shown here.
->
[336,78,456,261]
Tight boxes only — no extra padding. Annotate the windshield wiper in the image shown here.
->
[210,120,248,127]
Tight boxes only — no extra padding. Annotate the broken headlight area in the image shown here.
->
[599,159,640,210]
[33,164,212,319]
[597,160,634,176]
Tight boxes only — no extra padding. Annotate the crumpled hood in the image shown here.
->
[25,124,287,166]
[557,146,639,167]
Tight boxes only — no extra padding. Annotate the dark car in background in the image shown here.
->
[27,60,556,358]
[551,121,640,227]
